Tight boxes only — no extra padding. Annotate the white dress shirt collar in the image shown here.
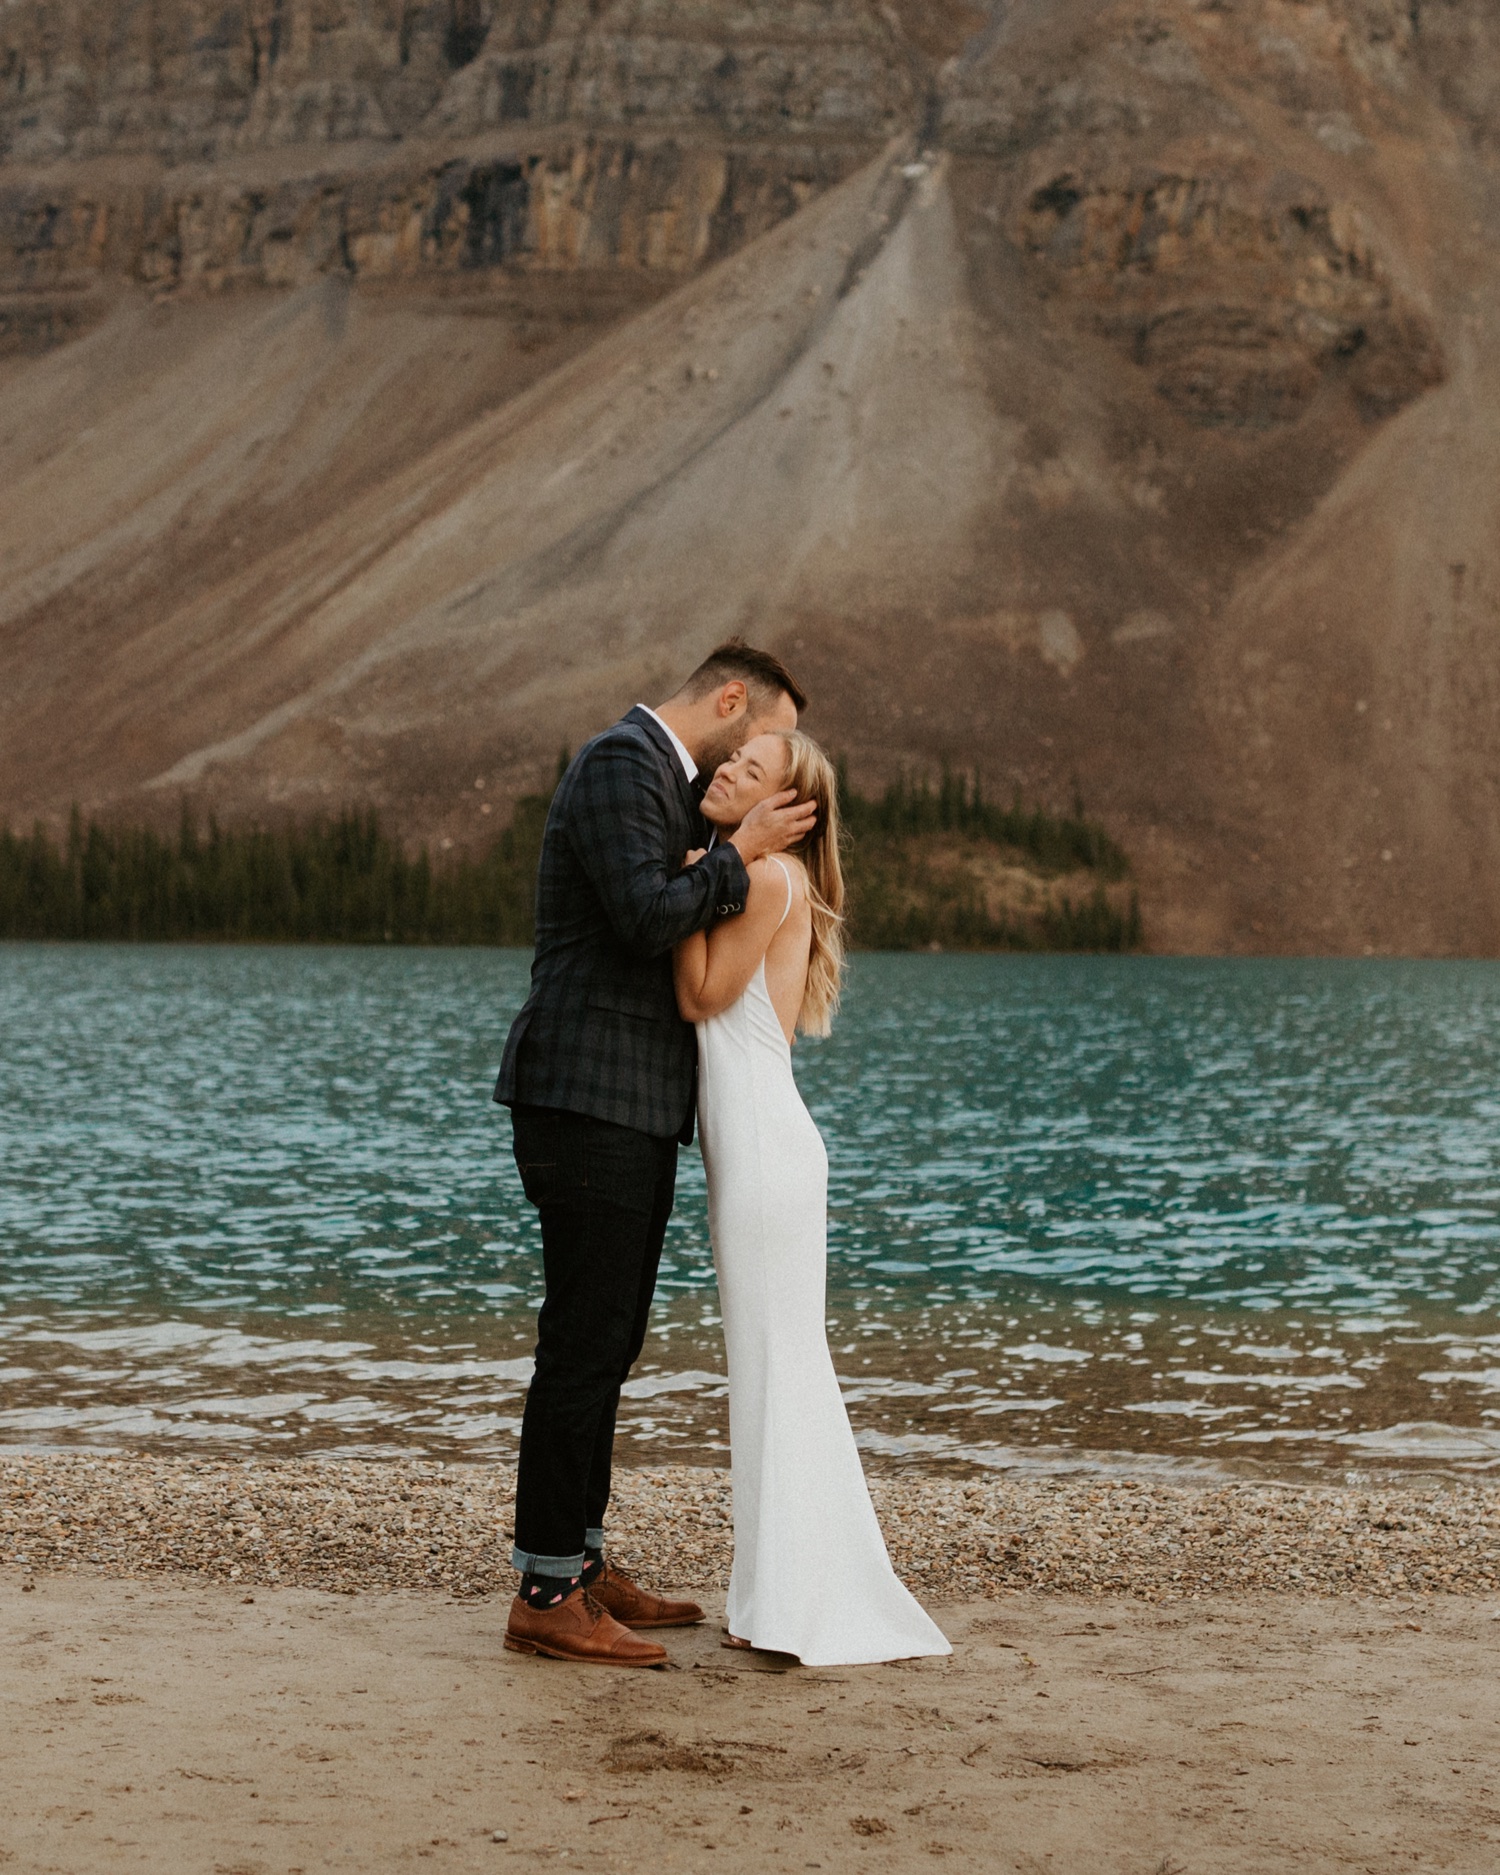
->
[637,705,698,785]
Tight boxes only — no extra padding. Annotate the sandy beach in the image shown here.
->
[6,1565,1500,1874]
[5,1456,1500,1872]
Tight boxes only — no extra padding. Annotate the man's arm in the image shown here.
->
[566,733,750,959]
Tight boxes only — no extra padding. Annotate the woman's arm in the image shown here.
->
[673,926,710,1020]
[673,858,788,1022]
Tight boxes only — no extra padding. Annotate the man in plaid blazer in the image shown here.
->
[496,639,814,1667]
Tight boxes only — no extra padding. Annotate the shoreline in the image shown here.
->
[5,1450,1499,1601]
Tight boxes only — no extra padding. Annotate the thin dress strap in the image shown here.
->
[768,856,795,931]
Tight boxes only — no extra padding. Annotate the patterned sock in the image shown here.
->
[519,1569,581,1609]
[581,1546,604,1590]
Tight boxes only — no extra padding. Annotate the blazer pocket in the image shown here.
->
[587,987,667,1023]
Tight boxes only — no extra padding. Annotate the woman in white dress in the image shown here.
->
[673,731,951,1667]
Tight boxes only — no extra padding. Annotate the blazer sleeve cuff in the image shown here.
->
[705,842,752,919]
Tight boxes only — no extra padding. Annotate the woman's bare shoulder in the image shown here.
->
[742,855,797,913]
[770,853,810,897]
[761,853,810,919]
[746,853,805,883]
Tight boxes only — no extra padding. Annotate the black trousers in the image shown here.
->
[509,1105,678,1573]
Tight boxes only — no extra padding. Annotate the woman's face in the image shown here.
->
[701,733,791,828]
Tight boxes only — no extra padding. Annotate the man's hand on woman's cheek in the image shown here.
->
[729,790,818,863]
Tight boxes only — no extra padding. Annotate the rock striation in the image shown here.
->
[0,1,917,162]
[0,132,862,313]
[428,0,916,140]
[1,1,467,161]
[0,1,913,335]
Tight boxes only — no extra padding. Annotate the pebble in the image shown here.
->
[2,1452,1498,1602]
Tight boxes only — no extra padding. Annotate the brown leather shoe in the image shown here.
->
[504,1589,668,1668]
[588,1560,705,1629]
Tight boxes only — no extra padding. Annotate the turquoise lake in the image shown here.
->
[3,945,1500,1479]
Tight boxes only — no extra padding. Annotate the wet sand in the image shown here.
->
[5,1566,1500,1874]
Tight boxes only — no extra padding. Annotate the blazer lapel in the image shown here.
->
[626,705,701,835]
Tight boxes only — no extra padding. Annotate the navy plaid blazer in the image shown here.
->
[494,707,751,1142]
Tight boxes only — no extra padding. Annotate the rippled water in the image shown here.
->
[3,945,1500,1478]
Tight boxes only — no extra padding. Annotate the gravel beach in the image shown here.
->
[4,1451,1499,1601]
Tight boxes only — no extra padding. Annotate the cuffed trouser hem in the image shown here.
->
[585,1527,605,1552]
[511,1545,586,1576]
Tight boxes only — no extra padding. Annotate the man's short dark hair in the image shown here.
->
[675,637,809,715]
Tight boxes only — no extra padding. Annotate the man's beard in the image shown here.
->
[695,721,750,781]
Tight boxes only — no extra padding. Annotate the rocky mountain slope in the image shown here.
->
[2,0,1499,954]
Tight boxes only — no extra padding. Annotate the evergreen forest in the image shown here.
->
[0,769,1141,953]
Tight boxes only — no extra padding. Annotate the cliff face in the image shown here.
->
[0,0,912,338]
[429,1,916,139]
[0,133,862,316]
[0,2,916,161]
[946,0,1455,432]
[4,0,1500,956]
[1,2,475,160]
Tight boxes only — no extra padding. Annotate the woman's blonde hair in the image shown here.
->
[771,730,845,1037]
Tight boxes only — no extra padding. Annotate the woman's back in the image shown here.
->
[696,858,825,1231]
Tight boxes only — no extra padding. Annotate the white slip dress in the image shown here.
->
[695,860,951,1666]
